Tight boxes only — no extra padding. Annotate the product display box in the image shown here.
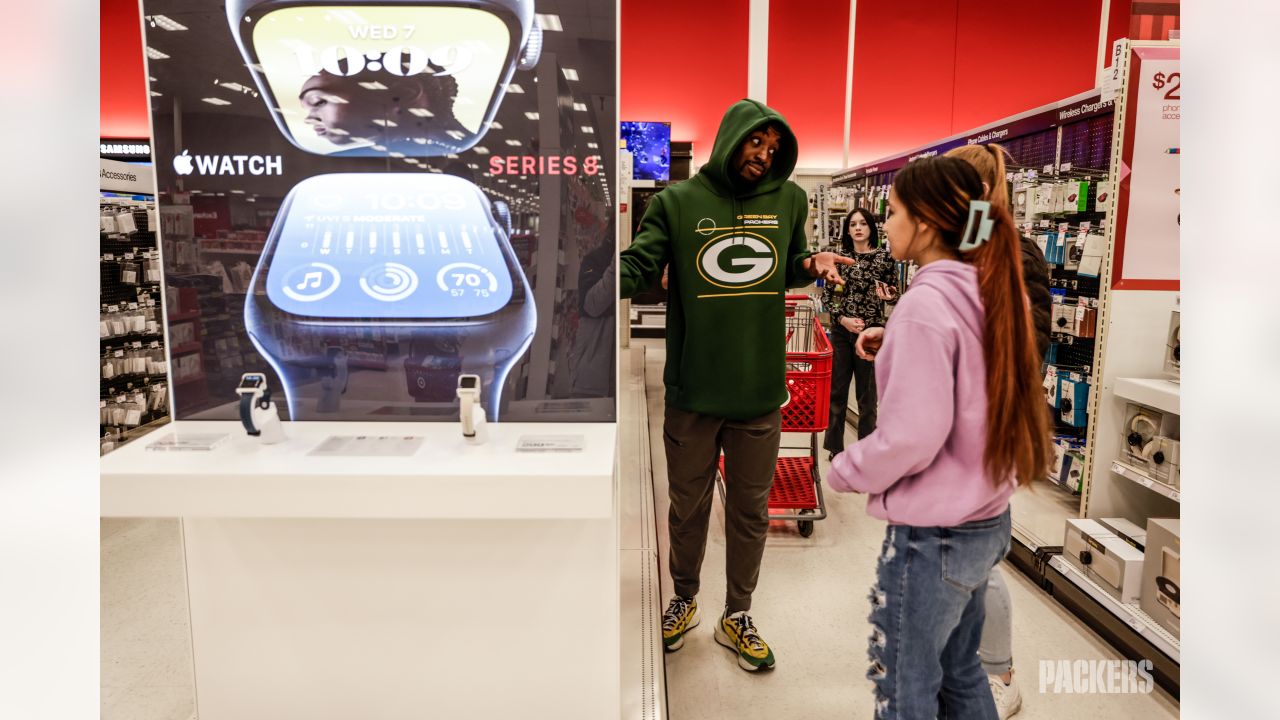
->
[1164,309,1180,379]
[1122,403,1181,486]
[1063,518,1145,604]
[1140,518,1181,639]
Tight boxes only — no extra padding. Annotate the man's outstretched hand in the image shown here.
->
[804,252,855,284]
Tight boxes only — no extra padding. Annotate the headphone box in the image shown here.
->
[1122,403,1180,481]
[1063,519,1145,603]
[1164,309,1180,379]
[1140,518,1181,638]
[1060,375,1090,427]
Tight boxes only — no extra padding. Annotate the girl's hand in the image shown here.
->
[840,316,867,333]
[875,281,898,301]
[856,327,885,360]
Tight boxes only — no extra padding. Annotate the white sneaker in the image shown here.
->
[989,673,1022,719]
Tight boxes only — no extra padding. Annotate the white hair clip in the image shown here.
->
[960,199,995,252]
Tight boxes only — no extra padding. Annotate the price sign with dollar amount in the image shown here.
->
[1116,46,1181,286]
[1153,71,1181,100]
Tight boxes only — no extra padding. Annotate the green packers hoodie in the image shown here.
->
[620,99,814,420]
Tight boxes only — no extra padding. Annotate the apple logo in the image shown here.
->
[173,149,194,175]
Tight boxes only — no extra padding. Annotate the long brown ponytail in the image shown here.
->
[892,157,1050,487]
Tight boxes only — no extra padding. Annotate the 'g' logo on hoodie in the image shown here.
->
[696,233,777,288]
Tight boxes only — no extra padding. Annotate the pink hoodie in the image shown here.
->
[828,259,1016,526]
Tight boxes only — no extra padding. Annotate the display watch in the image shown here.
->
[245,172,536,419]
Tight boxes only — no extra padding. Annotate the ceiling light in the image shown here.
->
[149,15,188,31]
[472,146,490,155]
[201,97,232,106]
[506,83,524,94]
[525,111,539,120]
[358,81,388,90]
[408,108,435,118]
[535,13,562,31]
[371,119,398,127]
[573,102,588,112]
[490,121,504,130]
[230,189,245,194]
[150,90,162,97]
[467,163,479,169]
[506,139,522,146]
[148,76,157,82]
[587,142,598,149]
[581,126,594,134]
[562,68,579,81]
[218,81,251,93]
[146,47,169,60]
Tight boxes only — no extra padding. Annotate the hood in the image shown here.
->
[909,260,985,339]
[698,99,798,198]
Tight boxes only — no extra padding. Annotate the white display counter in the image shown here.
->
[101,420,619,719]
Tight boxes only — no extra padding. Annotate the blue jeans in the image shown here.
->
[866,508,1012,720]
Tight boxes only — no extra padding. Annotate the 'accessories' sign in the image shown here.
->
[172,150,284,176]
[100,158,156,195]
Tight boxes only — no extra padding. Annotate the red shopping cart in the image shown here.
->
[716,295,833,537]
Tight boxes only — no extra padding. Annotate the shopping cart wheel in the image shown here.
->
[797,510,815,538]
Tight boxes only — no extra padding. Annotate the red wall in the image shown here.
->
[620,0,750,167]
[766,0,852,169]
[950,0,1104,133]
[101,0,150,138]
[847,0,961,166]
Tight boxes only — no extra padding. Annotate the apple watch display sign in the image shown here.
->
[240,6,518,156]
[143,0,616,424]
[266,174,514,318]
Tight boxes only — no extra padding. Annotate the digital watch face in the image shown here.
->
[265,173,515,318]
[243,5,519,156]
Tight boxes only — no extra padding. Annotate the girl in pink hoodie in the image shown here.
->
[828,156,1049,720]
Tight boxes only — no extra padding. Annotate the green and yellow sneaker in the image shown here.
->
[661,596,700,652]
[714,610,776,672]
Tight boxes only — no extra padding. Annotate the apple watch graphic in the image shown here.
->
[244,172,536,420]
[227,0,542,157]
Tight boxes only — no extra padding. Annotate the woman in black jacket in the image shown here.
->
[821,208,897,458]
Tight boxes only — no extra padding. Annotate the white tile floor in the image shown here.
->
[100,518,195,720]
[637,342,1179,720]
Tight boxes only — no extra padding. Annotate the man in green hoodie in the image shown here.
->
[620,99,850,673]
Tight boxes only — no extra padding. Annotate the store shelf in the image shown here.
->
[1111,460,1180,502]
[1115,377,1180,415]
[172,342,202,356]
[1048,555,1180,663]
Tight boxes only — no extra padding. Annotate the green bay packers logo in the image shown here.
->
[696,232,777,289]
